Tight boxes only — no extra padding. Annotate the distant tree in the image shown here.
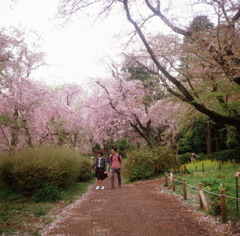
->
[59,0,240,132]
[87,77,181,148]
[0,28,44,92]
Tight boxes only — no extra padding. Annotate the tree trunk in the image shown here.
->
[206,122,212,155]
[122,0,240,132]
[215,129,221,152]
[10,107,19,150]
[23,119,34,148]
[72,133,78,149]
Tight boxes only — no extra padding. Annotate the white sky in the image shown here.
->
[0,0,128,86]
[0,0,210,87]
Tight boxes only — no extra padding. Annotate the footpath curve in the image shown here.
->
[41,178,237,236]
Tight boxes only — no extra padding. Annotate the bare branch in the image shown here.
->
[144,0,191,37]
[121,0,240,130]
[95,80,118,112]
[232,8,240,22]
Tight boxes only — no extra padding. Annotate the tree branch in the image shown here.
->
[144,0,191,37]
[122,0,240,131]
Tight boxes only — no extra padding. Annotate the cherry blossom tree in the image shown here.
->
[0,28,46,151]
[86,75,182,149]
[0,27,44,92]
[0,30,181,152]
[58,0,240,132]
[0,77,55,150]
[0,28,92,152]
[50,84,92,151]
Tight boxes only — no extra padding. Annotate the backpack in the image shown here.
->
[109,154,122,165]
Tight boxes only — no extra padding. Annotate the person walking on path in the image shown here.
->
[109,147,122,189]
[95,150,108,190]
[190,151,196,162]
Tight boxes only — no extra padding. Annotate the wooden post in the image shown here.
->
[235,172,240,216]
[218,161,221,171]
[172,175,176,191]
[202,162,205,172]
[233,159,236,168]
[170,169,173,179]
[182,178,187,200]
[164,172,168,187]
[199,183,203,209]
[220,189,227,223]
[236,176,239,216]
[195,166,198,172]
[199,190,208,211]
[180,165,182,175]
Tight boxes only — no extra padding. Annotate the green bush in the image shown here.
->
[178,152,214,164]
[177,153,191,164]
[32,182,62,202]
[76,157,92,182]
[124,147,178,181]
[1,146,79,195]
[196,153,212,161]
[130,164,154,180]
[212,147,240,162]
[0,155,7,188]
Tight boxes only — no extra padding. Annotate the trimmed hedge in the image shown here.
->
[124,147,178,181]
[212,147,240,162]
[1,146,81,195]
[177,147,240,164]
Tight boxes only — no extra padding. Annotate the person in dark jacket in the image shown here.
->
[95,150,107,190]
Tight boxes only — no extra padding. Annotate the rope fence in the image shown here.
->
[167,172,240,199]
[164,171,240,223]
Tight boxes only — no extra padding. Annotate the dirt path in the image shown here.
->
[41,177,234,236]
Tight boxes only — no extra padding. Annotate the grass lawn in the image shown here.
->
[0,178,94,235]
[166,160,240,223]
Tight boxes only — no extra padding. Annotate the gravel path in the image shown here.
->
[41,178,237,236]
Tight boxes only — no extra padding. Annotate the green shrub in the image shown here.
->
[177,153,191,164]
[76,157,92,182]
[124,147,178,181]
[151,147,178,173]
[212,147,240,162]
[178,152,214,164]
[130,164,153,180]
[196,153,213,161]
[32,182,62,202]
[1,146,79,195]
[0,155,7,188]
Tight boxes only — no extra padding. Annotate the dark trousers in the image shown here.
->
[111,168,121,187]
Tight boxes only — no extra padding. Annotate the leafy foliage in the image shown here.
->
[212,147,240,162]
[124,147,178,181]
[32,182,62,202]
[1,146,80,195]
[177,153,191,164]
[76,157,92,182]
[201,177,230,216]
[201,177,220,188]
[177,152,212,164]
